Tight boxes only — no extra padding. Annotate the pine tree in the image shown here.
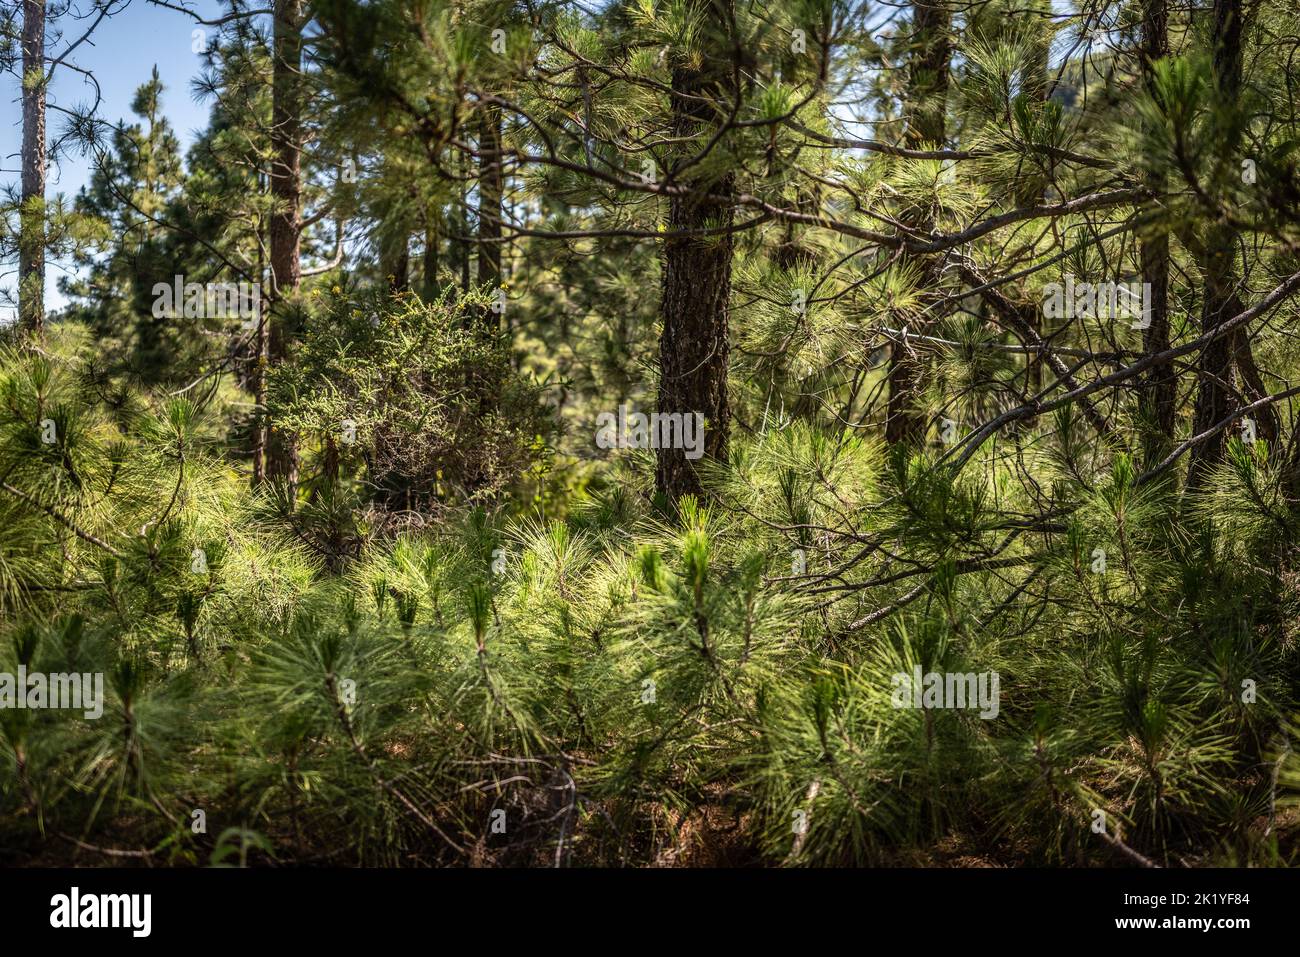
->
[61,70,188,382]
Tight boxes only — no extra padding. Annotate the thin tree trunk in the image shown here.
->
[423,203,441,301]
[781,187,822,424]
[477,104,504,316]
[1016,8,1050,421]
[457,150,471,301]
[1233,321,1278,444]
[886,0,951,444]
[655,0,734,501]
[266,0,304,496]
[1137,0,1176,471]
[1187,0,1245,488]
[383,227,409,291]
[253,237,268,485]
[19,0,47,337]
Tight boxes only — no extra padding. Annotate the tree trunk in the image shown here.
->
[477,104,504,305]
[19,0,47,337]
[886,0,951,445]
[903,1,951,151]
[1019,9,1050,408]
[1187,0,1245,488]
[1137,0,1176,471]
[1016,7,1050,420]
[423,203,441,301]
[655,0,734,501]
[253,238,268,484]
[383,229,409,291]
[456,150,472,302]
[1232,321,1278,444]
[265,0,304,496]
[473,104,504,342]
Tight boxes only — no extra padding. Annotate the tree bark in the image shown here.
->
[383,230,409,291]
[471,103,504,336]
[477,104,503,302]
[455,149,472,302]
[1187,0,1245,488]
[655,0,734,501]
[1137,0,1176,471]
[886,0,951,445]
[265,0,304,495]
[1016,7,1050,419]
[423,202,441,301]
[19,0,47,337]
[903,1,951,151]
[253,238,268,485]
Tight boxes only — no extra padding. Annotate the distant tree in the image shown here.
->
[60,70,190,382]
[1,0,131,336]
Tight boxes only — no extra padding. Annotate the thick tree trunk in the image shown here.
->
[655,0,734,501]
[886,0,951,445]
[265,0,304,495]
[1137,0,1176,471]
[19,0,47,337]
[1187,0,1244,488]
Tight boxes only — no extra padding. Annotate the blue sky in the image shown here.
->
[2,0,227,318]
